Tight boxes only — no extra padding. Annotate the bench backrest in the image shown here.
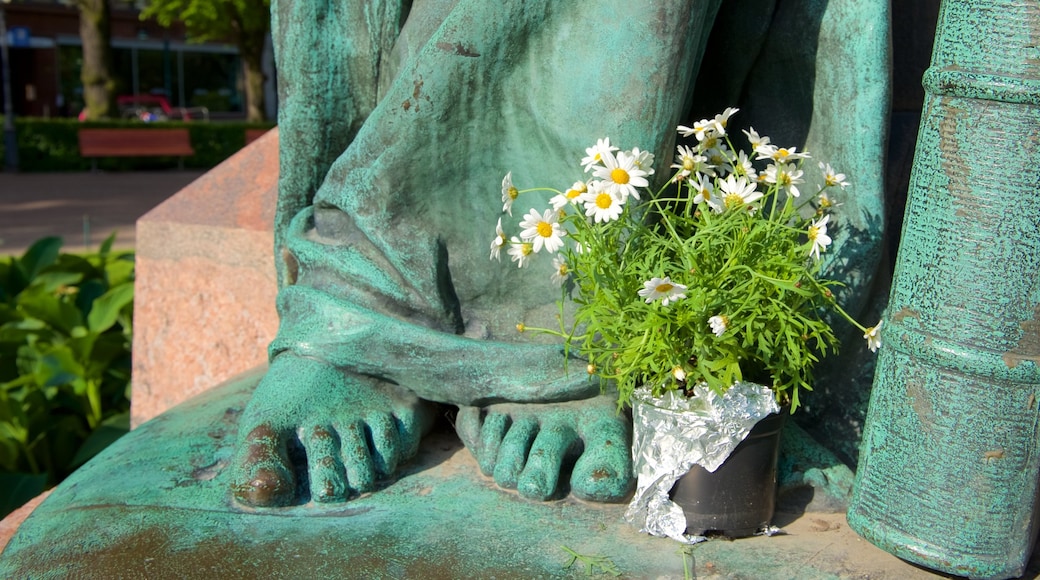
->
[79,128,195,157]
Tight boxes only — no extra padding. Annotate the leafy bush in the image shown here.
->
[0,236,134,518]
[0,116,275,172]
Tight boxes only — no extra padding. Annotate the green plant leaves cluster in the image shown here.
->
[558,170,842,411]
[0,235,134,518]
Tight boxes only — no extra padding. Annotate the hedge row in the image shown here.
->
[0,117,276,172]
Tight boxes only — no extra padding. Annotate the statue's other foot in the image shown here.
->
[455,395,632,502]
[233,354,436,507]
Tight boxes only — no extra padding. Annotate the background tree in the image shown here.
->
[141,0,271,122]
[75,0,116,120]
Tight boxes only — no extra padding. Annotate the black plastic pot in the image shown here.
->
[669,410,786,537]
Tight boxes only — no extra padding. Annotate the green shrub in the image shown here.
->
[0,235,134,518]
[0,116,275,172]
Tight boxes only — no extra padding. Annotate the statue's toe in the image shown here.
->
[364,411,403,478]
[517,423,578,501]
[304,425,348,503]
[455,408,509,476]
[233,423,297,507]
[570,421,632,503]
[492,417,538,490]
[339,420,378,494]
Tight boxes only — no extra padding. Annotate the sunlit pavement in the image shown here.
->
[0,170,205,256]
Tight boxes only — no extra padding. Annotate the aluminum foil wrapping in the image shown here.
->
[623,382,780,543]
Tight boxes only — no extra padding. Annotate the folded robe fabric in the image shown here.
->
[267,0,889,406]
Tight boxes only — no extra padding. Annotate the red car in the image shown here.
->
[79,95,208,122]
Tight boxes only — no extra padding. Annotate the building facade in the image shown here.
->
[2,0,275,120]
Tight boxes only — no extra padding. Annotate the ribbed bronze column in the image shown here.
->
[847,1,1040,578]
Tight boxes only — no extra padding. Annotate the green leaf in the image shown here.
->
[17,290,83,334]
[69,412,129,468]
[98,233,116,259]
[0,472,48,520]
[87,284,135,334]
[27,271,83,293]
[18,237,63,282]
[102,257,135,287]
[33,345,85,389]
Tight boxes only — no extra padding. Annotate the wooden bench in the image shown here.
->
[78,128,195,170]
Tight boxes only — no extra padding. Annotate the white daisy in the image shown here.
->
[732,150,757,181]
[501,172,519,215]
[593,150,650,201]
[808,214,832,260]
[581,185,625,223]
[550,255,570,287]
[691,173,724,214]
[710,107,739,135]
[686,118,718,142]
[763,162,805,198]
[630,147,656,176]
[719,175,763,211]
[864,321,882,352]
[671,145,714,181]
[550,181,588,211]
[819,162,850,189]
[672,366,687,382]
[638,276,687,306]
[580,138,619,172]
[708,315,729,337]
[817,192,842,212]
[756,144,811,163]
[507,236,533,268]
[743,127,770,150]
[700,138,731,172]
[489,217,507,261]
[519,208,566,253]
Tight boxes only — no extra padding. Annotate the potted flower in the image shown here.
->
[491,108,879,541]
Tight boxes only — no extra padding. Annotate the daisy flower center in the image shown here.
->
[558,263,569,275]
[779,172,792,186]
[808,225,820,241]
[507,186,519,200]
[610,168,630,185]
[656,283,674,293]
[682,157,695,171]
[596,193,614,209]
[521,243,533,256]
[775,148,791,160]
[566,188,582,199]
[536,221,554,238]
[724,193,745,209]
[701,188,712,200]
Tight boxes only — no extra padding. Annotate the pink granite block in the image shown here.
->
[0,491,52,554]
[131,129,280,427]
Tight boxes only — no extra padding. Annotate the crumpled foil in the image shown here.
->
[623,382,780,543]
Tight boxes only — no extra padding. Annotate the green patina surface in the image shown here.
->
[237,0,891,509]
[2,0,903,575]
[0,369,903,578]
[847,1,1040,579]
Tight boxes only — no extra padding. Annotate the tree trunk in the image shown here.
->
[240,39,266,122]
[78,0,115,120]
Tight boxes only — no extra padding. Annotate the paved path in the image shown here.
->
[0,170,206,256]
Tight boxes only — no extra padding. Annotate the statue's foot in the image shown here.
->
[455,395,632,502]
[232,354,436,507]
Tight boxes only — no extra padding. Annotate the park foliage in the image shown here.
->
[0,236,134,519]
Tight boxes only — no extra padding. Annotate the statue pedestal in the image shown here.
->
[132,130,279,427]
[0,368,970,578]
